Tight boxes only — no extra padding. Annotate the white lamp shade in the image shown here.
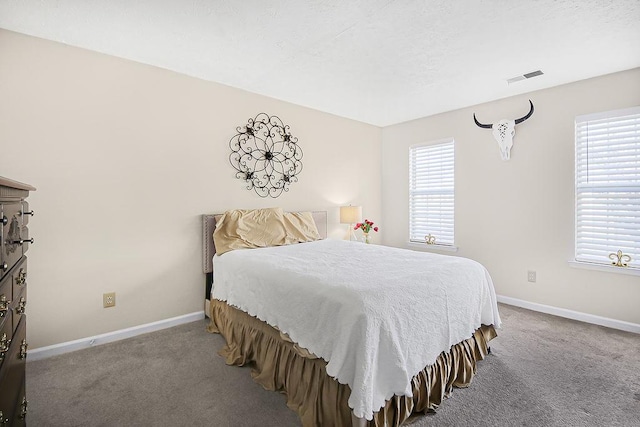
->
[340,206,362,224]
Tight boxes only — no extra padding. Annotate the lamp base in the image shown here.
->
[347,224,357,241]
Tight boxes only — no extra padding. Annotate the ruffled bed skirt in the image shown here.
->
[207,299,496,427]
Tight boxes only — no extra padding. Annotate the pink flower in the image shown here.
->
[353,218,380,235]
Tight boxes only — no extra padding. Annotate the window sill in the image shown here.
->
[407,242,458,253]
[568,261,640,277]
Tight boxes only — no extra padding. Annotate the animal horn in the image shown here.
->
[514,100,534,124]
[473,114,493,129]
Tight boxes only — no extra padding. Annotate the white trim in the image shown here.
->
[28,311,205,361]
[497,295,640,334]
[575,105,640,122]
[409,137,454,149]
[407,242,458,252]
[568,260,640,277]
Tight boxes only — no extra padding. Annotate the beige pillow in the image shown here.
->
[284,211,321,244]
[213,208,287,255]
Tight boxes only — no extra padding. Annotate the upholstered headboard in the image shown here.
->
[201,211,328,274]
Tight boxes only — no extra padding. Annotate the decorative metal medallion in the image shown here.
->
[229,113,303,198]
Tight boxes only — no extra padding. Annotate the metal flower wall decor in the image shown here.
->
[229,113,303,198]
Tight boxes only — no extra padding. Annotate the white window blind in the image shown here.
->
[575,106,640,270]
[409,139,454,245]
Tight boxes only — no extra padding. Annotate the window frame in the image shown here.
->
[573,105,640,274]
[408,138,455,249]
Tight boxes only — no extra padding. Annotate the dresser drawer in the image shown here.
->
[1,203,24,281]
[11,258,27,344]
[12,377,27,426]
[0,308,11,370]
[11,292,26,337]
[0,317,26,425]
[0,270,11,328]
[11,257,27,308]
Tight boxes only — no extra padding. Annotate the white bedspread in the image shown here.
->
[212,239,501,420]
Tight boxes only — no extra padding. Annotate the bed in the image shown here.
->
[202,209,501,426]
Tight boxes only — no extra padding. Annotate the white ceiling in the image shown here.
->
[1,0,639,126]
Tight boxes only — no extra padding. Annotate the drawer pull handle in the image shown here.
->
[20,397,28,419]
[0,333,10,359]
[1,215,6,225]
[19,339,28,360]
[16,269,27,287]
[20,210,34,217]
[12,238,34,245]
[0,295,10,317]
[0,262,7,272]
[16,296,27,315]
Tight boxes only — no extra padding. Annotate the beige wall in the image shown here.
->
[382,68,640,325]
[0,29,382,348]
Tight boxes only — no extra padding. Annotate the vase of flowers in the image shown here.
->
[354,219,379,244]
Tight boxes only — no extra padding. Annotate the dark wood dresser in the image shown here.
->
[0,177,35,425]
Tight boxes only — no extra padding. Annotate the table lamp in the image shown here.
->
[340,205,362,241]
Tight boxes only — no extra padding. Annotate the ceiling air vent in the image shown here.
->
[507,70,544,84]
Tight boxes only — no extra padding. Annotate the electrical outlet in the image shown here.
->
[103,292,116,308]
[527,271,536,283]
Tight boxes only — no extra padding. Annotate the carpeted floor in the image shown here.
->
[26,304,640,426]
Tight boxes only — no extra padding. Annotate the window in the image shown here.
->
[409,139,454,246]
[575,106,640,270]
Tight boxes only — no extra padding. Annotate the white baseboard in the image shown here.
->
[28,298,638,361]
[497,295,640,334]
[28,311,205,361]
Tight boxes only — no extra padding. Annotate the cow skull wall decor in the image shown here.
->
[473,100,534,160]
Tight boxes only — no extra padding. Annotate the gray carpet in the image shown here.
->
[26,304,640,426]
